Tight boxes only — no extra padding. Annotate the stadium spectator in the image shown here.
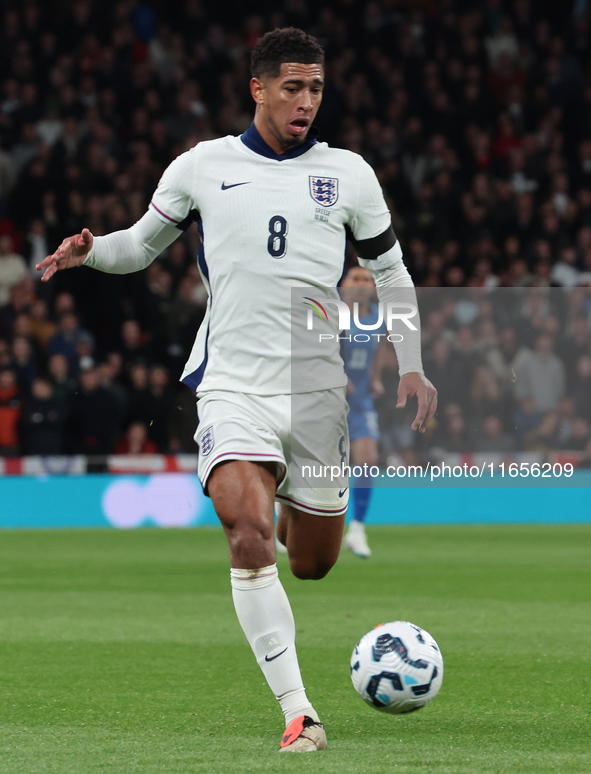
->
[556,396,577,447]
[468,363,504,422]
[119,320,153,372]
[75,331,95,372]
[482,327,528,396]
[28,299,57,351]
[514,334,566,412]
[66,367,119,455]
[145,364,174,452]
[53,292,76,318]
[0,278,33,340]
[115,421,158,455]
[10,335,38,394]
[0,339,11,369]
[424,338,468,410]
[0,234,27,306]
[47,312,93,374]
[564,416,591,451]
[0,142,16,204]
[132,263,174,362]
[166,274,207,369]
[563,316,591,388]
[163,238,192,291]
[432,403,472,453]
[22,219,56,276]
[0,368,21,455]
[21,376,67,455]
[475,414,514,452]
[168,383,199,453]
[47,353,77,401]
[513,395,542,447]
[571,354,591,421]
[524,411,561,452]
[96,359,128,426]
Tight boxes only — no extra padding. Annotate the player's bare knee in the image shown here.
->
[224,512,274,556]
[290,556,334,580]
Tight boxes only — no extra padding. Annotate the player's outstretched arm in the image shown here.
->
[36,228,93,282]
[37,149,198,282]
[36,209,181,281]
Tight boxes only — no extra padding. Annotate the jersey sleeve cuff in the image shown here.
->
[149,201,181,225]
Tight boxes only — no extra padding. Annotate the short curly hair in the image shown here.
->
[251,27,324,79]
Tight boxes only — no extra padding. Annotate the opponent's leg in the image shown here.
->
[208,460,324,750]
[344,436,377,558]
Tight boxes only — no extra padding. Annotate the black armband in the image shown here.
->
[176,209,201,231]
[346,224,397,260]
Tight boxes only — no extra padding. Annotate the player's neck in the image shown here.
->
[253,114,301,155]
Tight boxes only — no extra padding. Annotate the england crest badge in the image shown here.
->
[309,176,339,207]
[199,425,214,456]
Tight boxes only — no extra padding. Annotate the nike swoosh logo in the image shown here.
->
[339,488,348,498]
[265,647,288,662]
[221,181,251,190]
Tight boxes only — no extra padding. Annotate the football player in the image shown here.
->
[37,27,437,752]
[341,266,388,558]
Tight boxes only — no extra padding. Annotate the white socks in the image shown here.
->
[230,564,318,726]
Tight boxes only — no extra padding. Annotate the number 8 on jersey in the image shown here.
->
[268,215,288,258]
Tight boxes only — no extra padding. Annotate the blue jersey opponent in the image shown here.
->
[341,266,387,558]
[343,303,385,441]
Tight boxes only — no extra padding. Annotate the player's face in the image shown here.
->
[341,267,375,303]
[252,62,324,153]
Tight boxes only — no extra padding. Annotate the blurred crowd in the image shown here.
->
[2,0,591,456]
[375,287,591,462]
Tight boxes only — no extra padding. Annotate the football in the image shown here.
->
[350,621,444,714]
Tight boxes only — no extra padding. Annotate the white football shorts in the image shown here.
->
[195,388,350,517]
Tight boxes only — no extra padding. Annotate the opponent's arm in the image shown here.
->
[36,209,180,281]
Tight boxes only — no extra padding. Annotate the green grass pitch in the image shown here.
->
[0,525,589,773]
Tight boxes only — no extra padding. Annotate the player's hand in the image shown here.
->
[36,228,94,282]
[396,372,437,433]
[346,379,356,395]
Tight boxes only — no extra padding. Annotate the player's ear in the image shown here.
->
[250,77,265,105]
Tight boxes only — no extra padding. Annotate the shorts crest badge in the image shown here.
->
[199,425,214,456]
[309,176,339,207]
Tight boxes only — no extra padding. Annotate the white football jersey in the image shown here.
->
[149,124,393,395]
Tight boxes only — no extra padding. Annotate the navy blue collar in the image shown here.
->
[241,121,319,161]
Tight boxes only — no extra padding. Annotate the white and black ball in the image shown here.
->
[351,621,444,714]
